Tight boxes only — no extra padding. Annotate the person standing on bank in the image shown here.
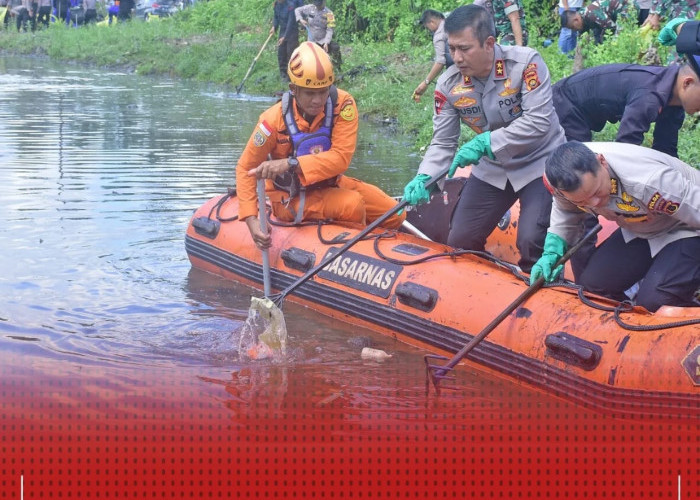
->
[83,0,97,24]
[237,42,405,250]
[402,5,565,272]
[413,9,453,103]
[35,0,50,28]
[295,0,343,72]
[533,141,700,312]
[271,0,303,83]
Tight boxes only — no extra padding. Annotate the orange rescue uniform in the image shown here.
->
[235,88,405,228]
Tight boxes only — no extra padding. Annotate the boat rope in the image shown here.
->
[210,188,239,222]
[575,289,700,331]
[371,232,700,332]
[372,232,524,275]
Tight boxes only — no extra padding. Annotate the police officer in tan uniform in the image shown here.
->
[403,4,565,272]
[534,141,700,312]
[295,0,342,71]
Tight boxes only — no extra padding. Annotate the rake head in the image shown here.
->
[424,354,459,396]
[269,292,285,309]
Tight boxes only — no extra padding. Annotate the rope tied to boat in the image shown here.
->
[370,231,700,332]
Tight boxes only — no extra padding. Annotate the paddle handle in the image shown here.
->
[257,179,272,297]
[278,166,452,300]
[439,223,603,373]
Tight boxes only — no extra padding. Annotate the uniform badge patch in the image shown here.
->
[647,192,680,215]
[451,83,475,95]
[508,104,523,118]
[524,66,540,91]
[615,192,640,212]
[434,91,448,115]
[495,60,505,78]
[253,120,272,147]
[463,76,472,86]
[454,96,477,108]
[609,178,618,195]
[340,103,356,121]
[498,78,519,96]
[253,131,266,147]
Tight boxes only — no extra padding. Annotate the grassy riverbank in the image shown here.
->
[0,0,697,164]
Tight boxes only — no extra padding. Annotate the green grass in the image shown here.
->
[0,2,697,165]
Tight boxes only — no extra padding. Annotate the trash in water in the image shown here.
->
[361,347,392,361]
[239,297,288,361]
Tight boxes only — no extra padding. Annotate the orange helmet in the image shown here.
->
[287,42,334,88]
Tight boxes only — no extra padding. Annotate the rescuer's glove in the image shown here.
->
[448,131,494,178]
[529,232,568,285]
[402,173,433,205]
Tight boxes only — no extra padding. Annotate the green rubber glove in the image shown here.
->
[658,17,689,46]
[529,232,567,285]
[448,131,494,178]
[403,173,432,206]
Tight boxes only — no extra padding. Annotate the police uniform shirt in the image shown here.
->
[432,19,449,65]
[419,44,565,192]
[295,4,335,45]
[552,63,685,157]
[549,142,700,256]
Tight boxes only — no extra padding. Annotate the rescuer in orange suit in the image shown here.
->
[236,41,405,250]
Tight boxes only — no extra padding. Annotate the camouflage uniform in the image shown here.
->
[576,0,631,43]
[650,0,699,20]
[476,0,529,45]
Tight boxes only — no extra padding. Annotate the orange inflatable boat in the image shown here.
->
[186,180,700,417]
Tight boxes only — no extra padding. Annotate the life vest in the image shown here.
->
[273,86,338,223]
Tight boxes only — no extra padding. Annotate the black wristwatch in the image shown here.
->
[287,157,299,174]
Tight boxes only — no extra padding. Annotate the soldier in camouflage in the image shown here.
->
[561,0,632,44]
[642,0,698,29]
[474,0,528,46]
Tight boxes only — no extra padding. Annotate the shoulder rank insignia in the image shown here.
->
[494,60,505,78]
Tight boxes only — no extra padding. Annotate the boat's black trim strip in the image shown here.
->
[186,235,699,417]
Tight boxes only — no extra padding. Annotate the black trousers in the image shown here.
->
[447,175,552,272]
[16,8,30,31]
[37,6,51,27]
[578,229,700,312]
[637,8,649,26]
[314,41,342,72]
[277,34,298,79]
[84,8,96,24]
